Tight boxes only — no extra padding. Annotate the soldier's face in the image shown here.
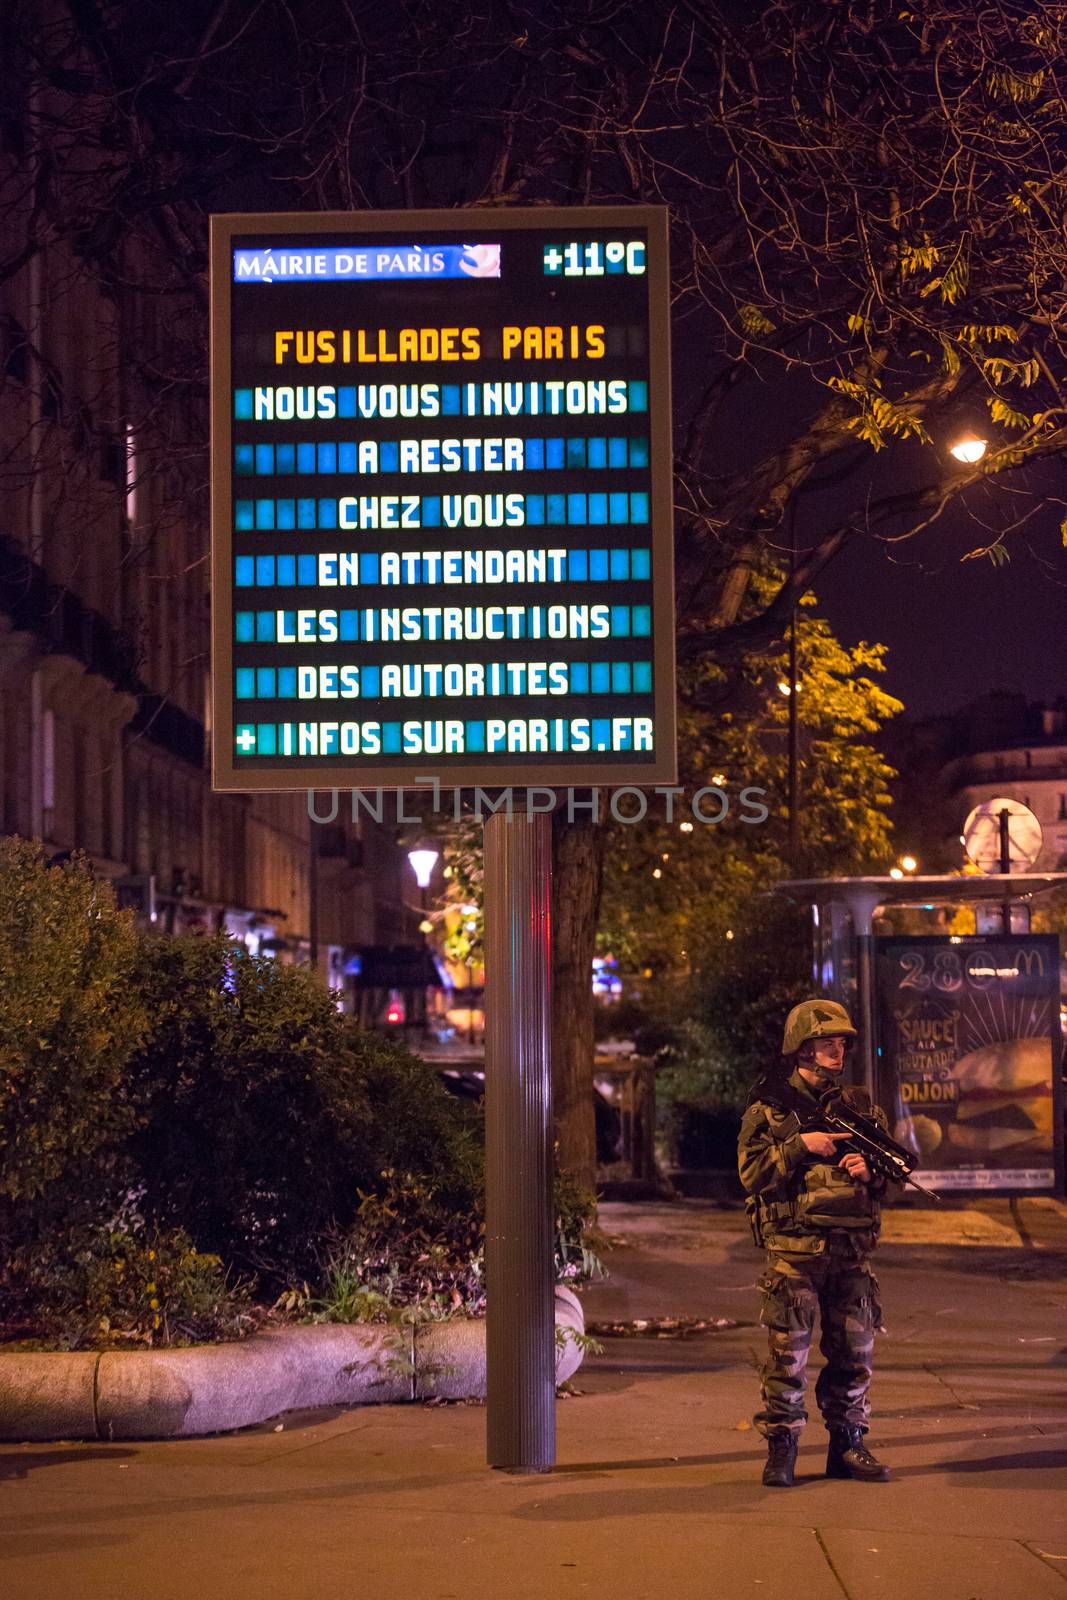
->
[798,1034,848,1083]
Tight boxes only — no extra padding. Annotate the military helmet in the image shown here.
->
[782,998,857,1057]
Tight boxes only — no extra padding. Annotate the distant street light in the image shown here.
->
[949,434,987,464]
[406,847,439,1036]
[900,855,919,873]
[889,866,904,880]
[406,847,439,889]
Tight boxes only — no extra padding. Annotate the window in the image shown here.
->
[125,423,139,525]
[0,313,61,416]
[42,707,55,838]
[72,729,87,849]
[100,738,114,859]
[0,313,29,383]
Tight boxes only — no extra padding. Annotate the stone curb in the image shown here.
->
[0,1287,585,1441]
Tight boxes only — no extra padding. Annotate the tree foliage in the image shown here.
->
[1,0,1063,642]
[599,572,902,978]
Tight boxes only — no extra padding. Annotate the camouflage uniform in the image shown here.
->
[738,1069,887,1438]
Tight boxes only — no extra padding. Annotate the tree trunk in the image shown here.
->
[550,811,606,1193]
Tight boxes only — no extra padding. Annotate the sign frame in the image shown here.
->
[210,206,675,793]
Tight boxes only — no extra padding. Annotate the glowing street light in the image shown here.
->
[407,848,440,1033]
[406,847,439,889]
[949,434,987,464]
[900,854,919,873]
[889,866,904,880]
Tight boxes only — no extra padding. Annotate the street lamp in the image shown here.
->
[407,847,439,889]
[900,854,919,873]
[949,434,987,464]
[407,847,439,1035]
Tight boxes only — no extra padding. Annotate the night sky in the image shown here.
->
[813,497,1066,720]
[685,345,1067,724]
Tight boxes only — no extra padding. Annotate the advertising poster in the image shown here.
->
[874,935,1063,1193]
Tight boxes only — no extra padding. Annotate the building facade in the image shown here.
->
[0,102,416,984]
[941,701,1067,872]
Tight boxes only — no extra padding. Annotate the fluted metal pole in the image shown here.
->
[483,802,555,1472]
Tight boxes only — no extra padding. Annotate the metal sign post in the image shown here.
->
[483,802,554,1471]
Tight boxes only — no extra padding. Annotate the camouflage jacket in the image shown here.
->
[737,1069,889,1254]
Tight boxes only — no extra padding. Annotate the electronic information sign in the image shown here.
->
[210,208,675,790]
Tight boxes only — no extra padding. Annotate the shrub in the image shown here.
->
[554,1170,604,1284]
[276,1168,603,1327]
[128,937,483,1288]
[3,1192,255,1350]
[1,888,600,1342]
[281,1168,486,1324]
[0,840,148,1203]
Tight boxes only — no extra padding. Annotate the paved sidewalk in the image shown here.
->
[2,1197,1066,1600]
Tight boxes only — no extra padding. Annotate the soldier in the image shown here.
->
[738,998,892,1488]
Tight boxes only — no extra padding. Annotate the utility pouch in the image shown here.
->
[757,1269,809,1332]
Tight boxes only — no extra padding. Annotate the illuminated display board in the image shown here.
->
[210,208,675,790]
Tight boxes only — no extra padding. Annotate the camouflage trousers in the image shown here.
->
[754,1245,882,1437]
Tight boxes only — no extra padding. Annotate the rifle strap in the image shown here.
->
[746,1073,817,1124]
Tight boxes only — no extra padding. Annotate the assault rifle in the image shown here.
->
[815,1087,943,1203]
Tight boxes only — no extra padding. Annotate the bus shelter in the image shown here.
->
[773,874,1066,1196]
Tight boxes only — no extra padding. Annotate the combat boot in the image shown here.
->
[762,1430,798,1488]
[825,1424,891,1481]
